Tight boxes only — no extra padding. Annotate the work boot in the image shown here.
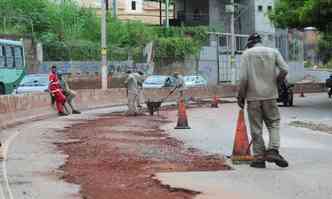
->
[58,112,68,116]
[265,149,289,168]
[72,110,81,114]
[250,156,266,168]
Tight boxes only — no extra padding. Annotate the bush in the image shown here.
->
[324,59,332,69]
[154,37,199,64]
[1,0,209,62]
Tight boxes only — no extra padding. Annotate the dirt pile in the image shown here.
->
[57,112,228,199]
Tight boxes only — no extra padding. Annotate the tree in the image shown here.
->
[269,0,332,32]
[269,0,332,64]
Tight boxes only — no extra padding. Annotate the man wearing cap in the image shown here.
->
[132,71,145,108]
[173,72,185,103]
[124,70,139,116]
[58,72,81,114]
[49,65,67,116]
[238,33,289,168]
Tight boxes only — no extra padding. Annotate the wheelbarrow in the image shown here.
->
[145,87,178,116]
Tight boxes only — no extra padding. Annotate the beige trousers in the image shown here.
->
[247,99,281,156]
[136,88,143,107]
[127,92,138,115]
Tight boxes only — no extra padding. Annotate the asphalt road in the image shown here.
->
[0,106,126,199]
[1,93,331,199]
[157,93,332,199]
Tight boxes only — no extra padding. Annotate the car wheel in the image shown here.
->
[0,84,5,95]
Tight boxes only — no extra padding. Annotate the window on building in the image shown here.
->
[0,46,5,68]
[258,5,263,12]
[131,1,136,11]
[267,5,273,11]
[193,8,201,21]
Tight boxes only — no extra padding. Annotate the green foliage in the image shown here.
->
[304,60,313,68]
[318,33,332,64]
[325,59,332,69]
[154,37,199,62]
[153,26,208,63]
[269,0,332,64]
[269,0,332,32]
[0,0,209,62]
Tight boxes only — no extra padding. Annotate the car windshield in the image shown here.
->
[20,75,49,87]
[144,76,167,84]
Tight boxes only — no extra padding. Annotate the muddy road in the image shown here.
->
[57,112,228,199]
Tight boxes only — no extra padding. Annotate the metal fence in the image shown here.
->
[208,30,304,83]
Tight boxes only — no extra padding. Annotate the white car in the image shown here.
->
[16,74,49,94]
[143,75,177,89]
[183,75,207,88]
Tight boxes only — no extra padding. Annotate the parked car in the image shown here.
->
[15,74,49,94]
[183,75,207,88]
[143,75,176,89]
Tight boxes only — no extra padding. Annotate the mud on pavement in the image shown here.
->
[290,121,332,134]
[56,111,229,199]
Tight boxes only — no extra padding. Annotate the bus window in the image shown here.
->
[14,46,23,68]
[0,46,5,68]
[5,46,14,68]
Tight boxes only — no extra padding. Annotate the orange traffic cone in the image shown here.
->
[175,97,191,129]
[231,110,254,163]
[211,95,219,108]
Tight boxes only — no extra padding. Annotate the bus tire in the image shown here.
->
[0,83,5,95]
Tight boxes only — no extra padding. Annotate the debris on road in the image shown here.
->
[290,121,332,134]
[57,112,229,199]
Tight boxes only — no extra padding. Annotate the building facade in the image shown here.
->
[79,0,173,25]
[174,0,278,48]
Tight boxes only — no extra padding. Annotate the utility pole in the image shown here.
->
[159,0,162,26]
[101,0,108,90]
[112,0,117,18]
[165,0,170,28]
[229,0,236,84]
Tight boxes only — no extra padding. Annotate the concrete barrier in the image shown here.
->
[0,89,128,129]
[0,86,239,129]
[0,83,325,129]
[294,83,326,93]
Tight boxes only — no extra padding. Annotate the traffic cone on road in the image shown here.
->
[175,97,191,129]
[211,95,219,108]
[231,109,254,163]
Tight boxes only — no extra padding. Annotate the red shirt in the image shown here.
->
[49,72,60,92]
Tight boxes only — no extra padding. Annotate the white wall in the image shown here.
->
[125,0,143,13]
[254,0,275,34]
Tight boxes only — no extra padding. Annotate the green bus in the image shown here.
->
[0,39,26,95]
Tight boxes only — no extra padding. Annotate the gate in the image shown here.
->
[209,32,249,83]
[209,30,304,84]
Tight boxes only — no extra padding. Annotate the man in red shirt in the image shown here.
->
[49,65,67,116]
